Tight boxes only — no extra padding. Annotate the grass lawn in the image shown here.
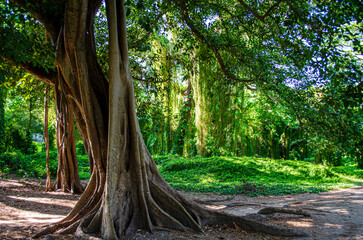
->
[1,152,362,196]
[154,155,363,196]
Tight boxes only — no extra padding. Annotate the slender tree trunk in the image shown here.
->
[28,96,33,133]
[172,77,192,155]
[0,84,5,152]
[282,125,289,160]
[192,51,208,156]
[44,86,53,191]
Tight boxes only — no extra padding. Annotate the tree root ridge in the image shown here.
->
[258,206,312,217]
[148,179,203,233]
[202,211,309,237]
[33,188,310,239]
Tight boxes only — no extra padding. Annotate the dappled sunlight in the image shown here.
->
[0,178,80,239]
[322,223,344,229]
[284,219,314,228]
[0,206,64,227]
[200,174,217,185]
[205,204,226,210]
[7,195,75,209]
[157,155,363,195]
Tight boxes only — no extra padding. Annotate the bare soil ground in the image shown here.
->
[0,176,362,240]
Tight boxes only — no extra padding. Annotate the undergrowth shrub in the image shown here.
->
[154,155,363,196]
[0,151,91,179]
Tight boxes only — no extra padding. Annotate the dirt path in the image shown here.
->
[0,177,362,239]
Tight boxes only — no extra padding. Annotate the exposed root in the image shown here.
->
[34,173,310,240]
[75,227,102,240]
[199,208,310,237]
[57,219,81,235]
[198,201,262,208]
[258,207,311,217]
[148,179,203,233]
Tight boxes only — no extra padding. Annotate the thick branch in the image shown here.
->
[11,0,65,42]
[1,56,56,85]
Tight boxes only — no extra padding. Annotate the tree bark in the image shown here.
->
[54,77,83,194]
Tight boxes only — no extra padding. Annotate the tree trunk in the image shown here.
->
[33,0,308,238]
[44,86,53,191]
[54,78,83,194]
[192,51,208,156]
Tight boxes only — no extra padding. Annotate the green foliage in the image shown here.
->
[154,155,363,196]
[0,151,57,178]
[0,151,90,179]
[0,1,55,70]
[1,0,362,173]
[3,123,37,154]
[76,140,86,155]
[77,154,91,179]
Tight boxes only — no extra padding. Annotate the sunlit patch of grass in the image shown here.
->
[154,155,363,196]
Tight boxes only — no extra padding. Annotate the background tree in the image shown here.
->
[43,85,53,191]
[0,0,85,191]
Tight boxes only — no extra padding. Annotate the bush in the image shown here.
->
[3,124,38,154]
[0,151,58,178]
[76,140,87,155]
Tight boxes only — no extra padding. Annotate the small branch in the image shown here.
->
[132,76,172,83]
[246,84,258,91]
[132,76,146,82]
[237,0,282,23]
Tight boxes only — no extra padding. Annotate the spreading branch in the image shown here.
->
[1,55,56,85]
[10,0,65,42]
[177,0,254,83]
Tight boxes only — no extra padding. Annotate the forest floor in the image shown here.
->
[0,176,362,240]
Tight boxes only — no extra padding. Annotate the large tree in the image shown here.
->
[1,0,361,238]
[0,1,85,192]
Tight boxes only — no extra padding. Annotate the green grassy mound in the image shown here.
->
[1,152,362,196]
[154,155,363,196]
